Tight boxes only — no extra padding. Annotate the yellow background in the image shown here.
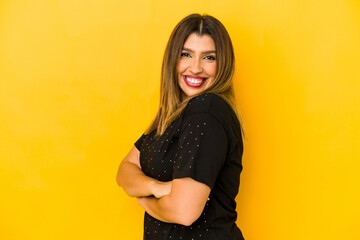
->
[1,0,359,239]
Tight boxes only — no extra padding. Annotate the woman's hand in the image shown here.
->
[151,180,172,198]
[136,178,210,226]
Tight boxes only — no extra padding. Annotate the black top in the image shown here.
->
[135,93,244,240]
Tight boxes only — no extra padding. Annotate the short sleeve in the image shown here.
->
[172,112,228,189]
[134,134,146,150]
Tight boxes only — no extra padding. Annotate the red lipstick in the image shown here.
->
[183,75,207,88]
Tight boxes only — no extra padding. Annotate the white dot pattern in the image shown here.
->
[172,112,228,189]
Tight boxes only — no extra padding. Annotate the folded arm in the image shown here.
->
[116,146,172,198]
[137,177,210,226]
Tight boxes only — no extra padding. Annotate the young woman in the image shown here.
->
[117,14,245,240]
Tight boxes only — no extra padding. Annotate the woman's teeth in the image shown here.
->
[186,76,205,84]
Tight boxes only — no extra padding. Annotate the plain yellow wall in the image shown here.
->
[1,0,359,239]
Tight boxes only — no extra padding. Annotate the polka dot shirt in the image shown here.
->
[135,93,245,240]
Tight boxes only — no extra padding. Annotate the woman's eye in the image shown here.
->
[204,55,216,60]
[181,52,191,57]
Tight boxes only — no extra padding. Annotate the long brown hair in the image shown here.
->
[146,13,245,137]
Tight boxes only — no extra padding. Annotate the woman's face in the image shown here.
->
[177,33,217,97]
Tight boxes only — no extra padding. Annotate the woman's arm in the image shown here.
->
[137,177,210,226]
[116,146,172,198]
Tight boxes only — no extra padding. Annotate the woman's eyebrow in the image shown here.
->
[182,47,216,54]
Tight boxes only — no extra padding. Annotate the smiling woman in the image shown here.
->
[177,33,217,97]
[116,14,245,240]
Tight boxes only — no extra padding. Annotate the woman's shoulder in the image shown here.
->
[182,93,242,145]
[184,93,234,118]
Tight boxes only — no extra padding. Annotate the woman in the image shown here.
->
[117,13,245,240]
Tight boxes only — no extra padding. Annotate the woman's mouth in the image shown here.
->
[183,75,208,87]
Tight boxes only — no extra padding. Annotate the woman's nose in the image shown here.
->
[189,58,202,74]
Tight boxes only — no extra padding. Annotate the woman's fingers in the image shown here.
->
[152,181,172,198]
